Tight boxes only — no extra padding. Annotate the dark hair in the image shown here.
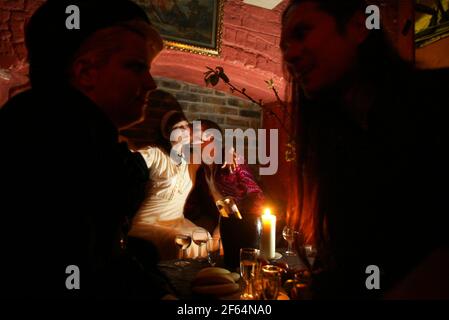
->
[197,119,222,134]
[161,111,188,140]
[282,0,409,75]
[26,0,150,88]
[282,0,413,251]
[195,119,228,169]
[282,0,366,32]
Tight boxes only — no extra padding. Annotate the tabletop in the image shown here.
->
[158,248,307,300]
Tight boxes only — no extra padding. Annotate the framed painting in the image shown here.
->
[415,0,449,47]
[132,0,224,56]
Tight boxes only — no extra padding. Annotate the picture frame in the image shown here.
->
[132,0,224,56]
[415,0,449,47]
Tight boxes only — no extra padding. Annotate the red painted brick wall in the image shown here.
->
[1,0,411,106]
[121,77,262,151]
[0,0,44,68]
[1,0,288,107]
[0,0,415,220]
[149,0,289,104]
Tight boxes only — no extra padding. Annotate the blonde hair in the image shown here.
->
[71,19,163,68]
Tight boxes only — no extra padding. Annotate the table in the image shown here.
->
[158,248,307,299]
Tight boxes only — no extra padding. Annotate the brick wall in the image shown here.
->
[150,0,288,104]
[0,0,43,106]
[0,0,44,67]
[156,77,261,129]
[0,0,288,106]
[121,76,261,152]
[1,0,410,107]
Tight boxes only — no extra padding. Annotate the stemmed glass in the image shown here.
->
[239,248,260,300]
[192,228,209,261]
[282,225,299,256]
[174,233,192,267]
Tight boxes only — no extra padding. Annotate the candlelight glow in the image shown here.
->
[260,207,276,259]
[263,208,272,216]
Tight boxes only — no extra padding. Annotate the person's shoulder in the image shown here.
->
[415,68,449,100]
[0,89,35,116]
[137,145,170,165]
[0,87,88,123]
[411,67,449,91]
[0,89,48,133]
[137,145,167,156]
[415,67,449,78]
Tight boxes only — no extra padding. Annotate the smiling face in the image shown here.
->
[281,2,365,98]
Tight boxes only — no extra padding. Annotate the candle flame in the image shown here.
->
[263,208,272,216]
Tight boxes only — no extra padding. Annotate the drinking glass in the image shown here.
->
[239,248,260,300]
[261,265,281,300]
[282,225,299,256]
[174,233,191,267]
[206,236,221,266]
[303,244,317,267]
[192,228,209,261]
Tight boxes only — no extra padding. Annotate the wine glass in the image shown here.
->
[239,248,260,300]
[282,225,299,256]
[192,228,209,261]
[174,233,191,267]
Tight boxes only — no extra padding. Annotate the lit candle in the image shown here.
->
[260,208,276,259]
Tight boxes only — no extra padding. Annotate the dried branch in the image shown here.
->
[204,66,293,140]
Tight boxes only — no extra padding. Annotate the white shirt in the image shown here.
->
[128,146,207,260]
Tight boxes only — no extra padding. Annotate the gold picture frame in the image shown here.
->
[415,0,449,47]
[133,0,224,56]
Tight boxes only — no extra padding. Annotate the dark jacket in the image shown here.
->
[303,67,449,299]
[0,86,166,298]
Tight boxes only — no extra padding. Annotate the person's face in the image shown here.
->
[281,2,366,98]
[87,31,159,129]
[170,120,191,146]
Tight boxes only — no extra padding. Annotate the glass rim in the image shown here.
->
[261,264,282,273]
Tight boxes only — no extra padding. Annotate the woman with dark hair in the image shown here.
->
[185,119,265,269]
[195,119,265,215]
[281,0,449,298]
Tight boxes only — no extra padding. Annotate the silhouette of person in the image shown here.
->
[0,0,172,298]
